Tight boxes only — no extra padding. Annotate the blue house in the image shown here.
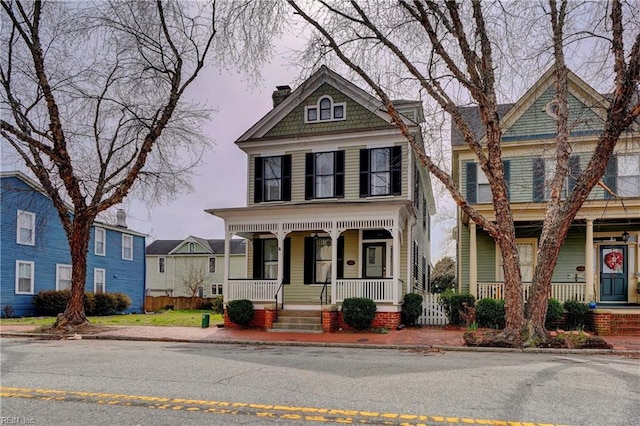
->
[1,171,146,317]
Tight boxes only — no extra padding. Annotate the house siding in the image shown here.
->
[1,175,145,317]
[264,83,391,139]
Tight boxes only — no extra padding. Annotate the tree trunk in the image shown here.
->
[53,216,92,328]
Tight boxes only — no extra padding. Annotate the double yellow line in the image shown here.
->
[0,386,565,425]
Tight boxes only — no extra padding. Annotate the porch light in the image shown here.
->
[621,230,630,243]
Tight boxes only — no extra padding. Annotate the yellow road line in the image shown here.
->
[0,386,568,426]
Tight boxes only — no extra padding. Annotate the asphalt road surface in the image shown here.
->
[1,338,639,425]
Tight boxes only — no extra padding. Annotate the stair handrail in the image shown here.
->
[320,278,330,307]
[274,279,285,321]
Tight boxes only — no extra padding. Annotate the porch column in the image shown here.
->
[330,227,339,304]
[276,227,286,301]
[585,219,594,302]
[469,221,478,298]
[393,226,401,304]
[223,226,231,303]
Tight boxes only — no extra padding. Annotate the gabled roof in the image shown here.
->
[1,170,146,237]
[146,237,246,255]
[450,67,616,146]
[236,65,422,143]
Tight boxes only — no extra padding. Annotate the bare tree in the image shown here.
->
[181,262,208,301]
[287,0,640,343]
[0,0,286,327]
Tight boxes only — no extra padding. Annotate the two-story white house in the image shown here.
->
[207,66,435,332]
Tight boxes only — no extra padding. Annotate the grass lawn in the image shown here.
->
[0,310,223,328]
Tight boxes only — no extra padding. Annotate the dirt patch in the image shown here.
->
[37,324,115,339]
[463,328,612,349]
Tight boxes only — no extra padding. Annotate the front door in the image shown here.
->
[599,245,628,302]
[363,243,386,278]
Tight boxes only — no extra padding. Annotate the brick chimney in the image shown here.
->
[272,85,291,108]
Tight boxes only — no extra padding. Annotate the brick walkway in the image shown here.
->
[2,324,640,352]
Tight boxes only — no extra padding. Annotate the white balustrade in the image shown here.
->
[335,279,397,303]
[477,282,586,303]
[227,280,279,302]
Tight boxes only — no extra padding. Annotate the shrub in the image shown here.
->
[210,296,224,314]
[342,298,377,330]
[475,298,505,329]
[401,293,423,326]
[564,299,590,330]
[545,298,564,329]
[430,273,456,293]
[83,292,96,315]
[33,290,71,315]
[93,293,120,316]
[438,290,475,326]
[113,293,131,312]
[227,299,254,326]
[2,305,15,318]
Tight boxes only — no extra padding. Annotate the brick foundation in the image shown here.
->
[337,311,401,331]
[224,308,268,330]
[322,310,338,332]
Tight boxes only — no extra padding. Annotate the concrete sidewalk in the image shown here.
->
[2,324,640,353]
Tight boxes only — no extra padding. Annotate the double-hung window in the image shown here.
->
[211,284,223,296]
[303,236,344,284]
[252,238,291,283]
[465,161,511,203]
[617,154,640,197]
[254,155,291,202]
[94,228,106,256]
[533,156,580,202]
[122,234,133,260]
[209,258,216,273]
[498,240,536,282]
[16,210,35,245]
[94,268,106,293]
[56,264,72,290]
[158,257,166,273]
[305,151,345,199]
[359,147,402,197]
[15,260,34,294]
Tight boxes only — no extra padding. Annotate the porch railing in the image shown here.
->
[228,279,279,302]
[335,278,398,303]
[477,282,586,303]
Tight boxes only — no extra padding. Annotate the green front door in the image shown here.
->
[599,245,627,302]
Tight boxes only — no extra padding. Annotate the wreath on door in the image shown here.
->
[604,250,623,271]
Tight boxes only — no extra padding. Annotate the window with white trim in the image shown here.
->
[305,96,346,123]
[15,260,34,294]
[95,227,106,256]
[544,159,568,199]
[158,257,165,273]
[122,234,133,260]
[94,268,106,294]
[56,264,72,290]
[209,257,216,273]
[497,239,536,282]
[211,283,223,296]
[17,210,35,245]
[617,154,640,197]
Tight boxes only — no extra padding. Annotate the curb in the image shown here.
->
[2,331,638,355]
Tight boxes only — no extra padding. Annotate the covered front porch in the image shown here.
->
[207,201,417,329]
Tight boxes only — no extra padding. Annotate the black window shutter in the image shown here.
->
[337,236,344,279]
[254,157,264,203]
[359,149,370,197]
[283,238,291,284]
[533,157,545,202]
[335,150,345,198]
[466,162,477,204]
[604,155,617,199]
[568,155,581,193]
[503,160,511,201]
[303,237,314,284]
[281,155,292,201]
[305,153,314,200]
[391,146,402,195]
[252,239,263,279]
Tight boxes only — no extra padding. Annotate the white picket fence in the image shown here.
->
[417,293,449,326]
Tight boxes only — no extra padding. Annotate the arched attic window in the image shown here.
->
[305,96,346,123]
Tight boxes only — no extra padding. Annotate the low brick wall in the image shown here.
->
[337,311,401,331]
[588,311,640,335]
[224,308,267,330]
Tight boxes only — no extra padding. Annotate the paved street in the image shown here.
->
[1,338,639,425]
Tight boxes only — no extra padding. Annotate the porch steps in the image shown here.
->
[268,310,323,334]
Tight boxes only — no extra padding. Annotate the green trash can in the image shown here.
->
[201,313,210,328]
